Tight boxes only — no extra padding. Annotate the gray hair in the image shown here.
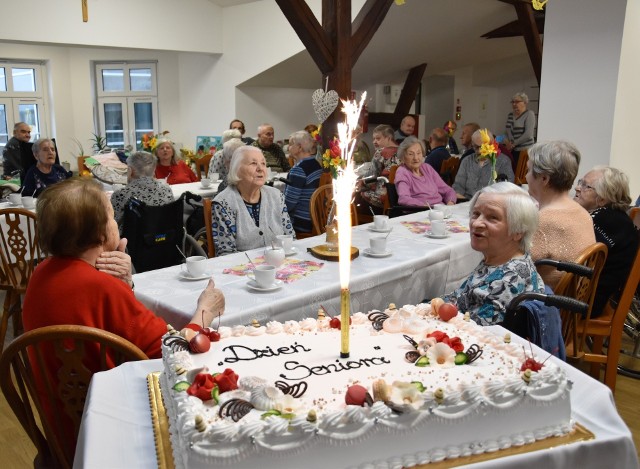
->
[227,146,263,186]
[373,124,394,141]
[512,92,529,104]
[590,165,632,211]
[32,138,54,156]
[469,181,539,253]
[222,129,242,143]
[527,140,580,191]
[397,136,425,162]
[223,138,244,165]
[471,129,494,147]
[127,151,157,178]
[14,121,29,131]
[289,130,317,154]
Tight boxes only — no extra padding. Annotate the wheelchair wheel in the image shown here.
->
[184,228,209,258]
[616,295,640,379]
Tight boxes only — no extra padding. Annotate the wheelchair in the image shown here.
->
[122,192,206,273]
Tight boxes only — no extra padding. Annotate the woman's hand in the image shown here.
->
[96,238,133,288]
[189,279,226,329]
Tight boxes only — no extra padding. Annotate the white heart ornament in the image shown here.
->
[312,89,340,123]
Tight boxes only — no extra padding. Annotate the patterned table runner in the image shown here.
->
[223,256,324,284]
[401,219,470,234]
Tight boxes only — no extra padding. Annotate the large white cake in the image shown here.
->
[159,305,572,468]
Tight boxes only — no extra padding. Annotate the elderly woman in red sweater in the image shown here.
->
[154,137,198,184]
[23,177,225,357]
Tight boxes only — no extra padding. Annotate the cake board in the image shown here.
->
[147,372,594,469]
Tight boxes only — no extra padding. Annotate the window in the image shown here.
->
[95,62,158,149]
[0,62,47,150]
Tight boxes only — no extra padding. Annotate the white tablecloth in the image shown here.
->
[73,327,639,468]
[170,181,219,199]
[132,203,483,329]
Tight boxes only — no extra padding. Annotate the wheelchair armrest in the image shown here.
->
[534,259,594,278]
[506,292,589,315]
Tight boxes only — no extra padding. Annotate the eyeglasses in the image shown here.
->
[576,179,595,191]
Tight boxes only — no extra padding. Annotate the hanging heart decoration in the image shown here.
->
[312,89,340,123]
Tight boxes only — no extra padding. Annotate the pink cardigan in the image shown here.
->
[394,163,457,206]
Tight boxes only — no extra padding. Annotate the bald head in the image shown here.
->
[429,127,448,146]
[400,115,416,136]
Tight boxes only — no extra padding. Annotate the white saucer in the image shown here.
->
[247,279,283,292]
[426,231,449,239]
[200,184,212,190]
[368,226,392,233]
[284,247,298,256]
[178,271,211,281]
[363,248,392,258]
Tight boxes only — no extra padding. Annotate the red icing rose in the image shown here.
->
[187,373,216,401]
[428,331,464,352]
[212,368,239,393]
[446,336,464,352]
[427,331,448,342]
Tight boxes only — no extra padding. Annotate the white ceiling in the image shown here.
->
[239,0,538,89]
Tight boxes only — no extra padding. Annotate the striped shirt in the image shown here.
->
[505,109,536,150]
[284,156,323,233]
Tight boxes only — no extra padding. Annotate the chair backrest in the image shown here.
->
[318,171,333,187]
[514,149,529,185]
[122,196,186,273]
[0,208,40,292]
[629,207,640,229]
[309,184,358,236]
[439,157,461,186]
[0,325,148,469]
[202,197,215,258]
[553,242,608,359]
[195,154,213,180]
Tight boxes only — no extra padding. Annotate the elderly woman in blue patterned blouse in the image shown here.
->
[212,146,294,256]
[445,182,545,325]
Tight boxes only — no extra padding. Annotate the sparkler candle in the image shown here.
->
[334,92,367,358]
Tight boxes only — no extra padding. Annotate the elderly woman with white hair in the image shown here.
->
[111,151,174,225]
[445,182,545,325]
[525,140,595,289]
[504,91,536,166]
[154,137,197,184]
[284,130,322,233]
[574,166,639,316]
[212,146,294,256]
[22,138,72,197]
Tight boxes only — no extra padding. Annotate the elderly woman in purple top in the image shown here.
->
[394,136,457,207]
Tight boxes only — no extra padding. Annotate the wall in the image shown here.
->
[537,0,627,180]
[610,0,640,199]
[423,75,455,139]
[0,0,223,53]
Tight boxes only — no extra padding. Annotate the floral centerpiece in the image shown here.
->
[141,130,170,152]
[477,128,500,184]
[443,120,456,138]
[321,135,343,179]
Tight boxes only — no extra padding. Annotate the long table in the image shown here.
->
[73,326,639,468]
[132,203,483,329]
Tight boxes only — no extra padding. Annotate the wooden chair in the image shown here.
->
[579,226,640,392]
[439,156,461,186]
[546,243,608,362]
[0,208,40,351]
[514,149,528,185]
[318,171,333,187]
[309,184,358,236]
[0,325,148,469]
[195,154,213,180]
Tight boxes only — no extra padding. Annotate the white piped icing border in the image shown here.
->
[160,306,572,468]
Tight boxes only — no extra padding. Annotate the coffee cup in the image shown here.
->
[253,264,276,288]
[8,193,21,205]
[370,236,387,254]
[433,204,452,218]
[431,220,447,236]
[264,247,285,267]
[428,210,444,221]
[210,172,220,183]
[183,255,207,277]
[21,196,36,209]
[200,178,212,188]
[276,234,293,253]
[373,215,389,231]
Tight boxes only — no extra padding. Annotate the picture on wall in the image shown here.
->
[195,136,222,156]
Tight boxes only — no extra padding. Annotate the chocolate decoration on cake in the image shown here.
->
[275,380,308,398]
[368,310,389,331]
[218,398,254,422]
[163,335,190,352]
[465,344,483,364]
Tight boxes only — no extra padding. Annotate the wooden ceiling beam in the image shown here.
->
[276,0,334,73]
[393,63,427,122]
[514,1,543,85]
[350,0,395,65]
